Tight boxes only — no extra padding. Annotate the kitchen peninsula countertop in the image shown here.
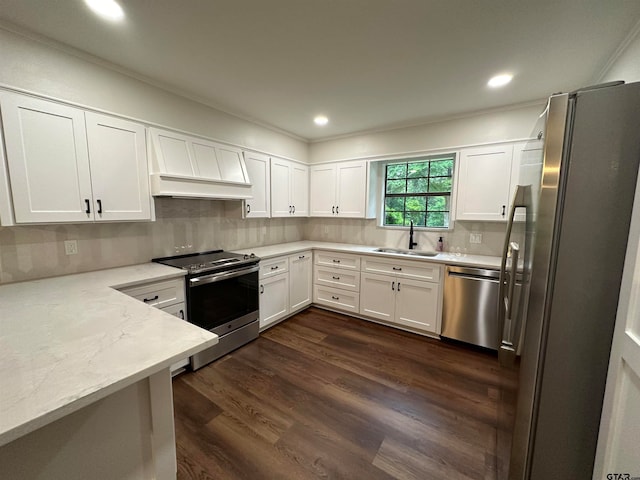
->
[0,263,217,447]
[234,241,504,270]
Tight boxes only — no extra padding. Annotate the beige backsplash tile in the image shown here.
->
[0,197,518,284]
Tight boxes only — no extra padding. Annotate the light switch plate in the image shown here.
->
[469,233,483,244]
[64,240,78,255]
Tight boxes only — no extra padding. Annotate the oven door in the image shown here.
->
[187,264,259,336]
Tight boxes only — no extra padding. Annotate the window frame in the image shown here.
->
[380,153,456,230]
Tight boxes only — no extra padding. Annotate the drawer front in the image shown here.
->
[161,302,187,321]
[313,285,359,313]
[120,278,185,309]
[314,265,360,292]
[314,251,361,271]
[259,256,289,279]
[362,256,441,282]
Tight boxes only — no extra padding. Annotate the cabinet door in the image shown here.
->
[259,274,289,329]
[359,272,395,322]
[309,164,337,216]
[0,92,93,223]
[336,160,367,218]
[290,162,309,216]
[270,158,292,217]
[85,113,151,221]
[289,251,312,311]
[456,144,514,222]
[243,151,270,218]
[150,128,198,176]
[394,278,439,334]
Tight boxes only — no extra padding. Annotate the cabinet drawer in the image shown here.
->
[161,302,187,321]
[314,251,360,271]
[313,285,359,313]
[259,256,289,279]
[361,256,441,282]
[119,278,185,309]
[314,266,360,292]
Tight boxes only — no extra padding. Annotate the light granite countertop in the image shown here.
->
[0,263,217,447]
[234,241,504,270]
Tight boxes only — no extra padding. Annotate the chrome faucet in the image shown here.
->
[409,221,418,249]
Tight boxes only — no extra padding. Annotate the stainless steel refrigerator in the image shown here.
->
[497,81,640,480]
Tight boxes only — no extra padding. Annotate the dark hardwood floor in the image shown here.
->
[173,307,501,480]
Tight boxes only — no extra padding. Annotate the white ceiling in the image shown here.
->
[1,1,639,141]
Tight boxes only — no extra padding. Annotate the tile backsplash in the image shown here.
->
[0,199,519,284]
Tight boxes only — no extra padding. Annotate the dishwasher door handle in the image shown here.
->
[447,271,500,282]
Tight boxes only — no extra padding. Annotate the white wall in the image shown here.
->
[601,27,640,83]
[308,102,545,163]
[0,27,308,161]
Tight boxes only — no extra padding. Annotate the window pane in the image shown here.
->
[405,196,426,211]
[387,163,407,179]
[407,161,428,178]
[426,211,448,228]
[429,177,452,193]
[386,179,406,194]
[405,211,426,226]
[385,196,404,211]
[427,195,450,211]
[429,159,454,177]
[385,211,404,225]
[407,178,428,193]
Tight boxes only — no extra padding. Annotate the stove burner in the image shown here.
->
[153,249,259,276]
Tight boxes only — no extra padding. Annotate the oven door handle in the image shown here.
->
[189,265,259,286]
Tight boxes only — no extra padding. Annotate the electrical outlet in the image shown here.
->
[64,240,78,255]
[469,233,483,244]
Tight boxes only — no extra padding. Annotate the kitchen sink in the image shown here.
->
[374,247,439,257]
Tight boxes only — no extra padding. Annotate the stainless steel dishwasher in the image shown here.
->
[442,265,520,350]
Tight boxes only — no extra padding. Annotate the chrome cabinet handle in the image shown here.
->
[143,295,159,303]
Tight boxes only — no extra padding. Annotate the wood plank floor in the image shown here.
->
[173,307,501,480]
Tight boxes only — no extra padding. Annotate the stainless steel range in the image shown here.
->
[153,250,260,370]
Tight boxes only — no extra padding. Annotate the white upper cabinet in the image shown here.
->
[455,144,514,222]
[309,160,368,218]
[0,91,151,224]
[148,128,251,199]
[243,151,270,218]
[85,112,151,221]
[270,157,308,217]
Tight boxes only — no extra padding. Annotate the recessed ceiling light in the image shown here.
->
[314,115,329,126]
[85,0,124,21]
[488,73,513,88]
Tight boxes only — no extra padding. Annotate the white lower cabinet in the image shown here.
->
[118,277,188,374]
[289,251,313,311]
[313,250,361,313]
[359,257,442,335]
[258,251,313,330]
[259,272,289,329]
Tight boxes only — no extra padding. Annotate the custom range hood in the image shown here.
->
[148,128,252,200]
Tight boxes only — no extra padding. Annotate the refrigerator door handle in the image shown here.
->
[498,186,528,364]
[503,242,520,347]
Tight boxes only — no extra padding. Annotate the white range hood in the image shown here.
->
[148,128,252,200]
